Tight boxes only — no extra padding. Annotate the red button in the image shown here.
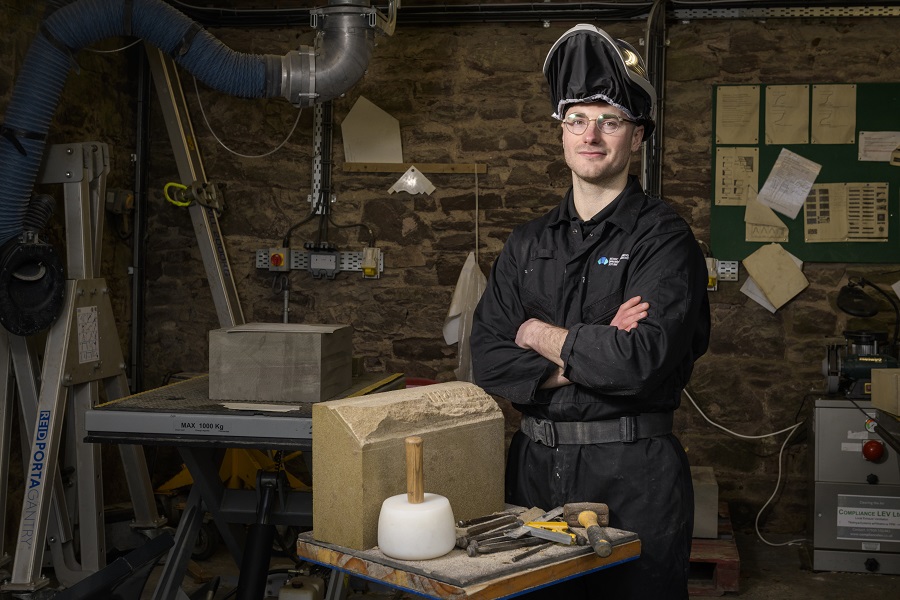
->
[863,440,884,462]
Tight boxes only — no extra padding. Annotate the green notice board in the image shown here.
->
[710,82,900,263]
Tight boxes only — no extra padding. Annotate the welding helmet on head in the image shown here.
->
[543,24,656,140]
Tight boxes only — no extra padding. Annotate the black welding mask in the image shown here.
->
[543,24,656,140]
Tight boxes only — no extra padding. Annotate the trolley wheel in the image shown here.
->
[192,521,219,561]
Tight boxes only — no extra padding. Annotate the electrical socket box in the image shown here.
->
[718,260,739,282]
[267,247,289,272]
[309,251,339,279]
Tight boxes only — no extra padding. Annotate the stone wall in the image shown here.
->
[142,17,900,533]
[3,2,900,540]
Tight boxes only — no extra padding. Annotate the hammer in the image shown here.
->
[563,502,612,558]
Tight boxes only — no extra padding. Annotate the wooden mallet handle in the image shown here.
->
[578,511,612,558]
[405,436,424,504]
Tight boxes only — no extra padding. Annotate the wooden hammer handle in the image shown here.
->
[405,436,424,504]
[586,525,612,558]
[578,511,612,558]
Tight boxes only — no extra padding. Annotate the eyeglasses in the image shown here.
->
[562,113,637,136]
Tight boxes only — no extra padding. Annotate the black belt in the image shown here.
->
[520,413,673,447]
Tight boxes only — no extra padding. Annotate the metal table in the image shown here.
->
[85,372,403,448]
[83,373,404,600]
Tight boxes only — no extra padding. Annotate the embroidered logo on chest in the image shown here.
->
[597,253,629,267]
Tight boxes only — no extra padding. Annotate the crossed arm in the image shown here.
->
[515,295,648,389]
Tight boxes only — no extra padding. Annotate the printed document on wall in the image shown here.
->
[757,148,821,219]
[742,244,808,311]
[715,147,759,206]
[715,86,760,145]
[741,248,804,313]
[804,182,889,242]
[811,84,856,145]
[858,131,900,162]
[765,85,809,145]
[745,198,788,242]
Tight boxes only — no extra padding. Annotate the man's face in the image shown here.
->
[561,103,643,187]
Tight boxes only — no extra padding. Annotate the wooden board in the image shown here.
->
[689,502,741,597]
[297,532,640,600]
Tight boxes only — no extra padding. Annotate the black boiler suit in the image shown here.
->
[471,176,711,599]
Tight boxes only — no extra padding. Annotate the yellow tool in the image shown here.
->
[524,521,576,544]
[526,521,570,531]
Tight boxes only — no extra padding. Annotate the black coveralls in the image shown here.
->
[471,176,711,599]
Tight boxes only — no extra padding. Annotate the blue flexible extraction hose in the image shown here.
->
[0,0,377,335]
[0,0,271,247]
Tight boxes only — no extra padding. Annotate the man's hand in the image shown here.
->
[515,318,567,367]
[610,296,648,331]
[540,367,571,389]
[517,297,648,388]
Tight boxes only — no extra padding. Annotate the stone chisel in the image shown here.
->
[506,506,565,539]
[522,525,575,545]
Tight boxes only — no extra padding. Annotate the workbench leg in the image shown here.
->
[325,569,348,600]
[150,484,204,600]
[178,447,245,563]
[105,373,167,531]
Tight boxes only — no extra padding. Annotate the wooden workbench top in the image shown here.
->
[296,530,640,600]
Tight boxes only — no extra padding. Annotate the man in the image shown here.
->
[470,24,711,599]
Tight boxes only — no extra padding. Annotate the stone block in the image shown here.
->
[312,382,505,550]
[209,323,352,403]
[692,466,719,539]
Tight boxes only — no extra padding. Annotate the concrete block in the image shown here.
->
[312,382,505,550]
[691,466,719,539]
[872,368,900,416]
[209,323,352,403]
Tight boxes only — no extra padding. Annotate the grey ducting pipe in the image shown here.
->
[0,0,389,335]
[272,6,376,107]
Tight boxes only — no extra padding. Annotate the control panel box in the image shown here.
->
[810,399,900,575]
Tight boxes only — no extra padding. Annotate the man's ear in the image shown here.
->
[631,125,645,151]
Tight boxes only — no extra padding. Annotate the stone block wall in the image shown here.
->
[3,2,900,539]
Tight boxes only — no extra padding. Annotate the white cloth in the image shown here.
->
[443,252,486,382]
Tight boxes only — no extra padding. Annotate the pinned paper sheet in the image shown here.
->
[811,84,856,145]
[757,148,821,220]
[893,279,900,302]
[741,244,808,311]
[388,166,435,195]
[858,131,900,162]
[714,146,759,206]
[804,182,889,242]
[715,85,760,145]
[764,85,809,145]
[740,250,803,314]
[744,198,788,242]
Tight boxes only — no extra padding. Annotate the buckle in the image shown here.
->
[619,416,636,443]
[527,418,557,447]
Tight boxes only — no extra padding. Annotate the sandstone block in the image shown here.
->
[209,323,352,403]
[312,382,505,550]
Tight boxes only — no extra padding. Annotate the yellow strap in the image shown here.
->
[164,182,191,207]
